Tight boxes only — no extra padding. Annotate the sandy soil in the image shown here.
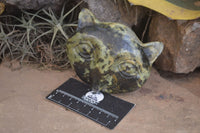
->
[0,63,200,133]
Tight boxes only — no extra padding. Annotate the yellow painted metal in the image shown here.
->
[0,2,5,15]
[128,0,200,20]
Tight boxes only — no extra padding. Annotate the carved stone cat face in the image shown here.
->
[67,9,163,93]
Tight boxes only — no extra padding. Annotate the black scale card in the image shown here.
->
[46,78,135,129]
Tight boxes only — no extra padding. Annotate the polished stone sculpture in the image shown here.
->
[66,9,164,93]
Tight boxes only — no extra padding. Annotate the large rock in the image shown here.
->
[6,0,65,10]
[149,14,200,73]
[83,0,150,36]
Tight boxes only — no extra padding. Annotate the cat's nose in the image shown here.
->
[90,67,114,91]
[90,68,102,80]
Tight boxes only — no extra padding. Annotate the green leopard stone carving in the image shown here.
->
[66,8,164,93]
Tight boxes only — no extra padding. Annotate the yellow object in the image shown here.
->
[128,0,200,20]
[0,2,5,15]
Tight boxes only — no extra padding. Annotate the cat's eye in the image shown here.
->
[75,43,94,60]
[118,62,138,79]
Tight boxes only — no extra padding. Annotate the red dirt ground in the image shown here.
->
[0,62,200,133]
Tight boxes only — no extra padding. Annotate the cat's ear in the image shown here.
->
[142,42,164,65]
[78,8,99,30]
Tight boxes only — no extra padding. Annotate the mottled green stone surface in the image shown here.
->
[66,9,164,93]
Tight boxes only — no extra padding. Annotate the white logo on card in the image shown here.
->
[82,91,104,105]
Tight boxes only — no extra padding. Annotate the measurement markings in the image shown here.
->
[106,121,111,126]
[56,89,119,119]
[49,90,119,127]
[47,78,135,129]
[49,98,111,127]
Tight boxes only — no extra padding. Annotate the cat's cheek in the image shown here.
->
[67,48,83,65]
[115,73,139,90]
[73,62,91,83]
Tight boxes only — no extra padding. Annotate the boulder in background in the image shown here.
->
[149,14,200,73]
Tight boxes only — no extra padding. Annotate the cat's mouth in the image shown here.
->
[91,79,107,92]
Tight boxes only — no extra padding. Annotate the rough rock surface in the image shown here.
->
[6,0,65,10]
[149,14,200,73]
[83,0,149,30]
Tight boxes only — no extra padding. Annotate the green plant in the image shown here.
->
[0,0,83,69]
[0,24,15,59]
